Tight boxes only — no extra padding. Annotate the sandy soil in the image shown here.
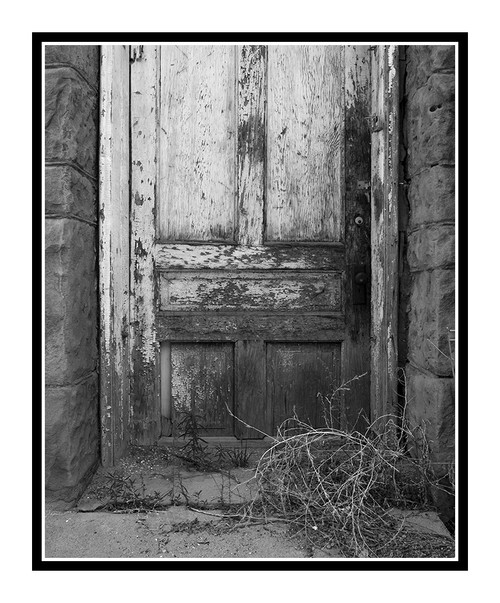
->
[45,444,339,559]
[45,506,332,559]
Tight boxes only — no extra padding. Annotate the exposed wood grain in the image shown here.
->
[159,271,342,312]
[157,313,344,342]
[99,45,130,466]
[170,343,234,436]
[370,46,400,427]
[155,243,344,271]
[130,45,161,444]
[342,45,372,429]
[159,45,237,242]
[267,343,342,430]
[266,46,344,242]
[126,44,377,446]
[235,340,268,438]
[237,45,266,245]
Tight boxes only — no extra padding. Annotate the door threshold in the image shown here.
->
[158,436,275,450]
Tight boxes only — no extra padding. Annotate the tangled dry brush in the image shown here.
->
[235,377,454,557]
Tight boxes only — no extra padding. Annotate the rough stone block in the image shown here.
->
[408,224,455,272]
[407,73,455,176]
[45,218,98,384]
[406,45,455,93]
[45,375,99,505]
[45,45,100,88]
[45,164,97,223]
[405,365,455,460]
[45,67,98,175]
[408,165,455,228]
[407,269,455,377]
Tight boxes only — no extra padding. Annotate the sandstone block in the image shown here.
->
[45,218,98,384]
[407,224,455,272]
[406,45,455,93]
[407,269,455,377]
[45,45,100,88]
[407,73,455,176]
[405,365,455,459]
[45,67,98,175]
[45,164,97,223]
[45,375,99,504]
[408,165,455,227]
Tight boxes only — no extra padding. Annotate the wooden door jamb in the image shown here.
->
[370,45,400,428]
[98,45,131,466]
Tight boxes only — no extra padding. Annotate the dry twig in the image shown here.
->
[241,376,454,558]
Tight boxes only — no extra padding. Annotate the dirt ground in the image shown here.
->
[44,507,330,559]
[45,444,333,559]
[44,444,454,560]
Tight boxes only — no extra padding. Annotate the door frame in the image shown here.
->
[98,44,400,466]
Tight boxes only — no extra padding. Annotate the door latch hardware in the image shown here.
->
[367,114,384,133]
[352,265,368,305]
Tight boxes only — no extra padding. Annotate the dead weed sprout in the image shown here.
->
[230,375,454,558]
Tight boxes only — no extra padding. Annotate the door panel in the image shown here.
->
[159,271,342,312]
[159,45,237,242]
[130,45,372,442]
[267,342,342,429]
[266,46,344,242]
[169,342,234,435]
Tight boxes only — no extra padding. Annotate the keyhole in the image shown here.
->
[354,215,364,226]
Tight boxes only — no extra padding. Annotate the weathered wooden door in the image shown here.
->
[129,45,372,442]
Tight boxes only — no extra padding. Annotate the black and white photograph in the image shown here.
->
[37,34,463,567]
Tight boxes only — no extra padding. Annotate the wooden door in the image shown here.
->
[129,45,372,442]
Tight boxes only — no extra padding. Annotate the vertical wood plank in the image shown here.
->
[237,45,266,245]
[235,340,268,438]
[266,45,344,242]
[159,45,237,242]
[160,342,172,436]
[342,45,372,430]
[130,45,161,444]
[99,45,130,466]
[371,45,400,427]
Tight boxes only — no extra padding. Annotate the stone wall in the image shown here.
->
[403,46,455,466]
[45,46,100,507]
